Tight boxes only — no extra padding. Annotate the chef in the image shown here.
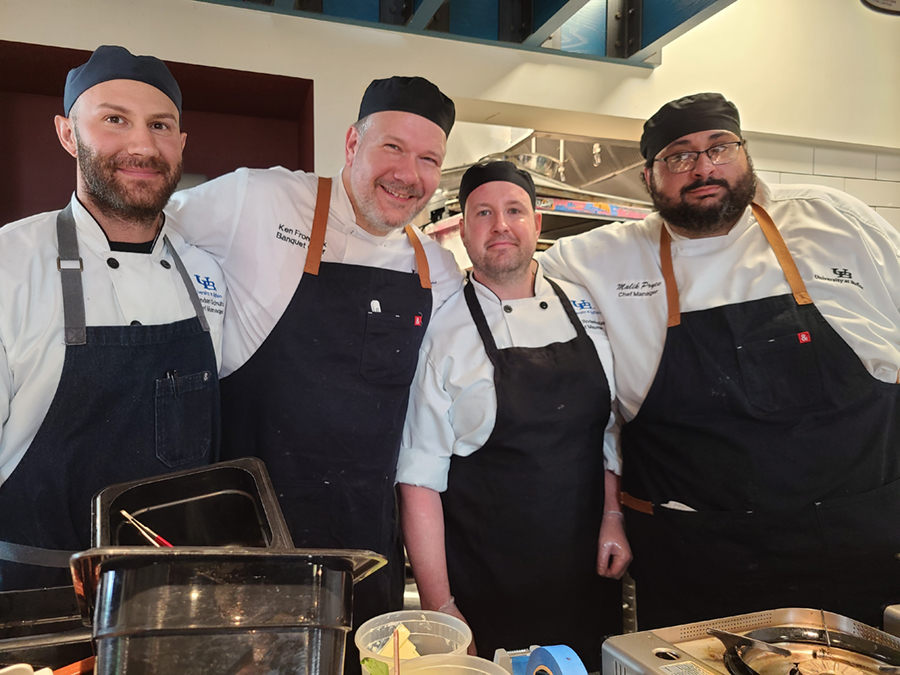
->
[164,76,463,661]
[0,45,224,591]
[398,162,630,669]
[540,92,900,629]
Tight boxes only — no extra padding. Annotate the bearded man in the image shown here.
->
[164,76,462,673]
[0,46,224,591]
[541,93,900,630]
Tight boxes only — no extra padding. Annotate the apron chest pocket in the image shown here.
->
[736,332,823,412]
[155,370,214,467]
[360,311,423,387]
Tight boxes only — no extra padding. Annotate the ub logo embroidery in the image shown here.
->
[832,268,852,279]
[194,275,217,291]
[571,299,594,310]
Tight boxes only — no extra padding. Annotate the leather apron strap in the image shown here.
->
[404,225,432,290]
[751,202,813,306]
[56,206,210,344]
[303,177,332,276]
[302,177,431,289]
[659,202,813,327]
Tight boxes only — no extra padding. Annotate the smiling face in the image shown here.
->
[343,110,446,236]
[460,180,541,287]
[644,129,757,238]
[56,79,186,233]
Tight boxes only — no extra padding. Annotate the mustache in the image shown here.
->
[108,155,171,173]
[681,177,730,196]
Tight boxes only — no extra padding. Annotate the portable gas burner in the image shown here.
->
[603,609,900,675]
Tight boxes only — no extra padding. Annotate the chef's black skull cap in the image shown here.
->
[640,92,741,161]
[459,161,536,213]
[358,76,455,137]
[64,45,182,118]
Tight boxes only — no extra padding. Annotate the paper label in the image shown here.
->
[660,662,718,675]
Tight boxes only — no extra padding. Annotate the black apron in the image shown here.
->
[441,276,621,671]
[218,178,433,670]
[621,203,900,630]
[0,204,219,591]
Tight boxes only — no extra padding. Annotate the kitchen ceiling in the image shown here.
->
[196,0,738,66]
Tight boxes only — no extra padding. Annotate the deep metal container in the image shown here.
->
[71,547,385,675]
[92,457,293,548]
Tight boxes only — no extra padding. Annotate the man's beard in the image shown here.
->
[76,133,182,229]
[468,239,534,286]
[649,160,757,235]
[352,175,425,235]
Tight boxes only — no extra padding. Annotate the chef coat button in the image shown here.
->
[503,305,513,313]
[160,259,171,269]
[539,301,548,309]
[130,320,142,326]
[107,258,119,269]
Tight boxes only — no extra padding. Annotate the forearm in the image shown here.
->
[598,469,632,578]
[603,469,622,514]
[398,483,453,609]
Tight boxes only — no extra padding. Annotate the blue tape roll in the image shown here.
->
[526,646,588,675]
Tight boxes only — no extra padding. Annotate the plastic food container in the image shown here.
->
[403,654,511,675]
[356,610,473,675]
[70,547,385,675]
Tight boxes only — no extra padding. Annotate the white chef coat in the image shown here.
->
[539,180,900,422]
[165,167,464,376]
[397,265,619,492]
[0,195,226,484]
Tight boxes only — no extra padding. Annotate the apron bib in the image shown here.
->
[0,204,219,590]
[442,276,620,671]
[217,178,433,669]
[621,204,900,629]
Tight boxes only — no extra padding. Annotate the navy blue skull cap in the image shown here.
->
[358,76,455,137]
[459,161,536,213]
[64,45,182,118]
[640,92,741,161]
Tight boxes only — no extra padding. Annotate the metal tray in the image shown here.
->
[603,609,900,675]
[0,586,92,669]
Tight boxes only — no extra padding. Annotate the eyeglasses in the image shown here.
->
[655,141,745,174]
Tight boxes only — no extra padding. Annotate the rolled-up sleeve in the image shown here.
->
[398,350,456,491]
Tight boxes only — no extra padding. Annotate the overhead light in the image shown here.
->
[861,0,900,14]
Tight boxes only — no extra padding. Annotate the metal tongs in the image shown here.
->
[120,509,173,547]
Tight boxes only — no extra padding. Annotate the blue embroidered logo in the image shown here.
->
[194,275,217,291]
[571,299,593,310]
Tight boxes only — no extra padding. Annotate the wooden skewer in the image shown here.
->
[393,626,401,675]
[120,509,173,547]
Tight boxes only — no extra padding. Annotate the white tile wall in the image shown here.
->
[748,137,900,218]
[813,147,878,179]
[876,207,900,230]
[779,173,845,191]
[746,138,814,174]
[844,178,900,208]
[877,154,900,182]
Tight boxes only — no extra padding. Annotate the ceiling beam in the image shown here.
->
[522,0,591,47]
[407,0,444,30]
